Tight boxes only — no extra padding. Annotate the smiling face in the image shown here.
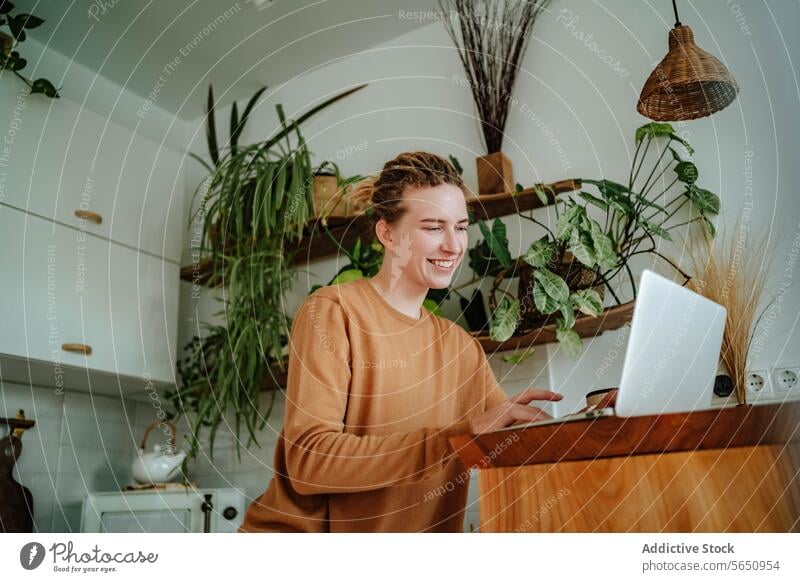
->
[375,183,469,292]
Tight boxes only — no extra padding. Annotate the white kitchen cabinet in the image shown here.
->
[0,207,179,387]
[0,82,185,263]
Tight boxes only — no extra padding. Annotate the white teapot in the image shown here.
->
[131,420,186,485]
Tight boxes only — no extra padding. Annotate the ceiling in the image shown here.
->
[14,0,437,120]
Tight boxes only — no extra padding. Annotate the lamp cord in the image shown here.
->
[672,0,682,27]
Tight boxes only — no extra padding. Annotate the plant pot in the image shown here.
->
[312,176,367,219]
[312,175,341,218]
[460,289,489,332]
[476,151,514,195]
[516,254,605,333]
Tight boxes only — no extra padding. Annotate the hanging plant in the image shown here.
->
[169,85,366,464]
[0,3,59,98]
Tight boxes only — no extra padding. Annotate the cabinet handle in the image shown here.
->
[74,209,103,224]
[62,343,92,355]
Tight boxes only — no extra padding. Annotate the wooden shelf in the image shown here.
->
[468,178,580,220]
[470,300,635,353]
[180,179,581,285]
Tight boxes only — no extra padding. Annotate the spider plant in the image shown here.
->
[189,84,268,173]
[169,85,366,463]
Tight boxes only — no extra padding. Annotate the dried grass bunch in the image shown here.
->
[686,218,772,404]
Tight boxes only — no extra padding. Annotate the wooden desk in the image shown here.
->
[450,402,800,532]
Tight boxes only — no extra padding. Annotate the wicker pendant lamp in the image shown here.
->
[637,0,739,121]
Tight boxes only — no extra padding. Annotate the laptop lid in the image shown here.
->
[615,269,727,417]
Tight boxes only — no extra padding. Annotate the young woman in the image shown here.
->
[240,152,562,533]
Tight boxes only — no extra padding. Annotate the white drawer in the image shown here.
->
[0,208,179,383]
[1,82,185,263]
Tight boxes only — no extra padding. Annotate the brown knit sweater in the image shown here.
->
[239,278,507,532]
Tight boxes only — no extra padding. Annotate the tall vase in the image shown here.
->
[476,151,514,195]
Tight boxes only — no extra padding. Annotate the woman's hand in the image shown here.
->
[470,389,564,434]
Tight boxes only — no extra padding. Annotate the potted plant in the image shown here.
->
[169,85,366,464]
[311,160,367,220]
[440,0,551,194]
[475,122,720,357]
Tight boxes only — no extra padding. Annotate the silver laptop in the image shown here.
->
[494,269,727,431]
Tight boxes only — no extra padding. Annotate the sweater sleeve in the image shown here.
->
[468,337,508,411]
[282,294,473,496]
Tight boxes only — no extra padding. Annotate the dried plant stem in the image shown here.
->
[686,217,771,404]
[440,0,550,153]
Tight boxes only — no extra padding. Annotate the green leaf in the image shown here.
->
[634,122,693,154]
[468,239,504,277]
[0,3,15,15]
[229,101,240,151]
[30,78,59,98]
[501,348,535,365]
[6,13,26,40]
[2,52,25,71]
[534,267,569,303]
[583,179,633,216]
[188,151,214,173]
[422,298,442,316]
[669,132,694,155]
[522,236,556,268]
[448,154,463,176]
[533,185,549,206]
[258,84,367,154]
[559,302,576,329]
[232,86,267,148]
[635,193,667,214]
[17,13,43,28]
[205,85,220,167]
[636,122,675,143]
[478,219,512,268]
[571,288,603,317]
[532,281,561,314]
[569,228,596,268]
[490,297,520,342]
[636,217,673,241]
[702,216,717,238]
[589,218,617,270]
[578,190,608,211]
[685,185,720,215]
[675,161,698,184]
[556,325,582,358]
[514,182,524,193]
[556,202,581,240]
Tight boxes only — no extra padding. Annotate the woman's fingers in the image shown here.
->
[509,404,552,424]
[510,389,563,404]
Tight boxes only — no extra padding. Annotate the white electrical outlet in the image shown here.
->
[772,368,799,392]
[746,371,770,394]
